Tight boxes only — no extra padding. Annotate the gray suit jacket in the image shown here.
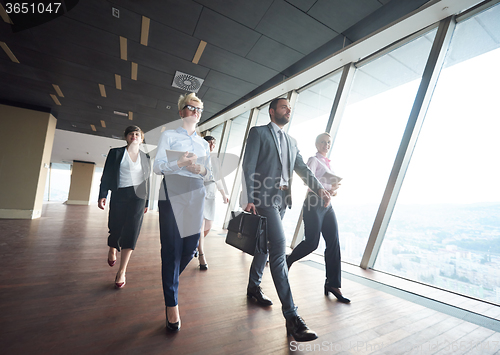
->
[242,123,323,208]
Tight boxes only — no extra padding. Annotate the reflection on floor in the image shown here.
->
[1,202,499,354]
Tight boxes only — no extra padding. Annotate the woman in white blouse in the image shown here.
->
[154,93,211,332]
[286,132,350,303]
[98,125,150,289]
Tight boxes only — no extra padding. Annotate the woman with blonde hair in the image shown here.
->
[287,132,350,303]
[154,93,211,332]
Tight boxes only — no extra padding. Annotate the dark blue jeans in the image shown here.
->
[159,177,203,307]
[287,192,342,288]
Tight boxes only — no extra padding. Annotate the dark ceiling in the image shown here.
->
[0,0,430,140]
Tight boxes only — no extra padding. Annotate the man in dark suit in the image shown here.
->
[242,97,331,342]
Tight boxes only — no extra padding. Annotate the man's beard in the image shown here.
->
[274,114,289,126]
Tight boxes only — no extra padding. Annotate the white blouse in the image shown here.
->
[119,149,143,188]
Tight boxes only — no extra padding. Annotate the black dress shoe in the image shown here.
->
[166,318,181,332]
[286,315,318,342]
[324,284,350,303]
[246,286,273,306]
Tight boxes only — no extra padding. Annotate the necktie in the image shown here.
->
[278,130,289,184]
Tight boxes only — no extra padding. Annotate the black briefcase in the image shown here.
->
[226,211,267,256]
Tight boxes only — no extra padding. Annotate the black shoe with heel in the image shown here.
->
[198,253,208,270]
[324,283,350,303]
[166,310,181,332]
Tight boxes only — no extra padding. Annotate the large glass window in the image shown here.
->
[44,163,71,201]
[375,4,500,304]
[330,29,437,264]
[283,72,342,244]
[213,111,250,228]
[255,105,271,127]
[210,124,224,149]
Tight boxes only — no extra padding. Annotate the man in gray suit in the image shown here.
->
[242,97,331,342]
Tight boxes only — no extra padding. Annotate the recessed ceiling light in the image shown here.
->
[52,84,64,97]
[0,4,13,24]
[166,105,171,109]
[71,124,77,127]
[100,120,106,128]
[120,36,127,60]
[131,62,138,80]
[99,84,107,97]
[113,110,128,117]
[50,94,61,105]
[90,124,96,131]
[128,111,133,120]
[0,41,19,63]
[97,105,102,109]
[192,40,207,64]
[141,16,150,46]
[115,74,122,90]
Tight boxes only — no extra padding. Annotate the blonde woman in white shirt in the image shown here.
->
[98,126,150,289]
[286,132,350,303]
[153,93,211,332]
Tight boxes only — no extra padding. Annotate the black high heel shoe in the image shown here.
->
[166,317,181,332]
[198,253,208,270]
[324,284,350,303]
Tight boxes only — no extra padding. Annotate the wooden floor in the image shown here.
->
[1,203,499,355]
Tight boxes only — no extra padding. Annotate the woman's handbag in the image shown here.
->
[225,211,267,256]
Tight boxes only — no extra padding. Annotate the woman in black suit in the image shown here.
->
[98,125,150,289]
[286,133,349,303]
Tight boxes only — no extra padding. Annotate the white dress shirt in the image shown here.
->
[118,149,143,188]
[270,122,289,187]
[153,126,212,179]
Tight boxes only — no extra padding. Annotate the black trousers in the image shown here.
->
[108,186,146,251]
[287,192,342,288]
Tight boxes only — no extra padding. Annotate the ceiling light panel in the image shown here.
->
[99,84,107,97]
[0,4,13,24]
[50,94,61,105]
[0,41,19,63]
[141,16,150,46]
[128,111,133,120]
[52,84,64,97]
[192,40,207,64]
[131,62,138,80]
[115,74,122,90]
[120,36,127,60]
[100,120,106,128]
[90,124,96,131]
